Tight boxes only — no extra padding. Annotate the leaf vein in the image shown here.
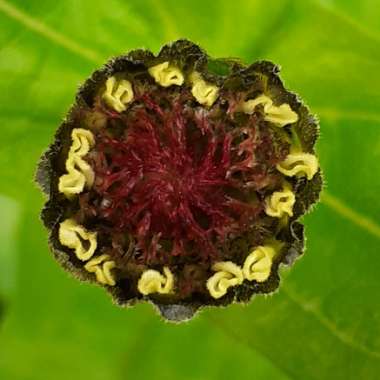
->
[315,107,380,123]
[0,0,103,64]
[310,0,380,46]
[283,286,380,359]
[322,192,380,239]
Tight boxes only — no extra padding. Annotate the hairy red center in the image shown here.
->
[91,92,273,263]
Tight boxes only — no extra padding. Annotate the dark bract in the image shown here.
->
[36,40,322,322]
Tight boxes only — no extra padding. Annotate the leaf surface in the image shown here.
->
[0,0,379,379]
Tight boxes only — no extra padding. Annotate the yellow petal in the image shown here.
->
[84,254,116,286]
[58,128,95,197]
[58,170,87,196]
[137,267,174,295]
[239,94,298,127]
[206,261,243,299]
[265,185,296,218]
[242,246,276,282]
[276,152,319,180]
[102,76,134,112]
[148,61,184,87]
[59,219,97,261]
[190,72,219,107]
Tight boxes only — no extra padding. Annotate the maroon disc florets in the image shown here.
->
[90,88,287,265]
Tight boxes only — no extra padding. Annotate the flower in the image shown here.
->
[36,39,322,322]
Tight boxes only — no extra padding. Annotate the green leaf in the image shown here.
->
[316,0,380,36]
[0,0,379,379]
[0,195,20,297]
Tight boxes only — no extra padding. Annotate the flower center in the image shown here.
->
[88,89,282,264]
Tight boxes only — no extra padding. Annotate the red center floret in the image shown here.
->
[91,91,268,264]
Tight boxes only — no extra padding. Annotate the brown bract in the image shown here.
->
[36,40,322,322]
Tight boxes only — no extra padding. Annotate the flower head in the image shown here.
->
[36,40,322,321]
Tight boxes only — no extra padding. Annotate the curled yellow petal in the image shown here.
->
[58,128,95,197]
[58,169,87,196]
[206,261,243,299]
[148,61,184,87]
[190,72,219,107]
[276,152,319,180]
[137,267,174,295]
[242,245,276,282]
[69,128,94,157]
[239,94,298,127]
[84,254,116,286]
[265,185,296,218]
[102,76,134,112]
[59,218,97,261]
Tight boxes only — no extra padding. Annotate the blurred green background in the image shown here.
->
[1,0,380,379]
